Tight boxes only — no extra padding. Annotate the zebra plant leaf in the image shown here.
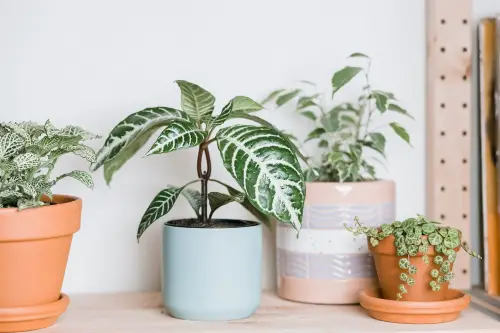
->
[210,179,272,229]
[137,185,185,241]
[181,188,203,218]
[56,170,94,189]
[210,96,264,128]
[208,191,245,219]
[175,80,215,124]
[91,107,190,174]
[145,120,207,156]
[216,125,306,231]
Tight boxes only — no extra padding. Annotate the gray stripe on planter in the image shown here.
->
[281,202,395,229]
[277,249,376,280]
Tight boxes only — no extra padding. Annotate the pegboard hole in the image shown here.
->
[441,19,446,24]
[462,103,468,108]
[463,19,468,25]
[462,47,468,53]
[440,47,446,53]
[462,186,467,191]
[462,75,467,81]
[462,130,467,136]
[463,213,468,219]
[440,186,445,192]
[440,131,445,136]
[440,214,445,220]
[440,103,446,109]
[440,75,446,80]
[440,159,445,164]
[462,269,468,275]
[462,158,467,164]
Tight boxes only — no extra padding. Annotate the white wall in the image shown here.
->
[0,0,425,293]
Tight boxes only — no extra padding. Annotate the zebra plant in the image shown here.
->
[91,80,307,240]
[0,120,98,209]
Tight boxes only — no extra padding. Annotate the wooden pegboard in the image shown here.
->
[426,0,472,290]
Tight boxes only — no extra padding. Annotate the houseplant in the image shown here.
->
[263,53,413,304]
[90,80,306,321]
[345,215,481,323]
[0,120,97,332]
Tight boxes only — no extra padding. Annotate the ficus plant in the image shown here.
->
[90,80,307,240]
[262,52,413,182]
[345,214,481,301]
[0,121,98,209]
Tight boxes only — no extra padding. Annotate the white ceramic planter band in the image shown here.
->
[276,180,396,304]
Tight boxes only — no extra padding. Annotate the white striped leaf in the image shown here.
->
[145,120,207,156]
[208,191,245,219]
[91,107,190,173]
[56,170,94,189]
[181,188,202,218]
[0,133,25,160]
[137,186,184,240]
[13,153,40,171]
[175,80,215,124]
[210,96,264,128]
[216,125,305,230]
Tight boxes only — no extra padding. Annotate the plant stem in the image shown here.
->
[197,141,212,223]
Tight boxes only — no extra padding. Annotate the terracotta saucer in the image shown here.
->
[359,288,470,324]
[0,293,69,332]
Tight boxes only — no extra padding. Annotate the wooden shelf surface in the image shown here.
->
[39,291,500,332]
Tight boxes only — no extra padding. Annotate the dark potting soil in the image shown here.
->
[166,219,259,229]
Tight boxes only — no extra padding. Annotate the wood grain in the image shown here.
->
[38,292,500,332]
[425,0,472,290]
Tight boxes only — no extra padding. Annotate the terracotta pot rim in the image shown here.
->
[0,293,69,322]
[0,194,80,213]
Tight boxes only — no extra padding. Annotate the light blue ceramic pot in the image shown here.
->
[162,219,262,321]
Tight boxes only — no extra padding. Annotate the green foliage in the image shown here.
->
[262,53,413,182]
[345,214,482,301]
[0,121,98,209]
[92,81,306,241]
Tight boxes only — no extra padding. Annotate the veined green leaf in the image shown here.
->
[17,183,37,198]
[276,89,301,106]
[137,185,185,241]
[340,114,357,126]
[388,103,414,119]
[91,107,190,172]
[373,90,396,100]
[368,132,386,156]
[60,125,101,140]
[349,52,370,58]
[181,187,202,218]
[318,140,328,148]
[301,111,317,121]
[145,120,207,156]
[227,111,311,167]
[389,122,411,145]
[13,153,40,171]
[305,128,326,142]
[175,80,215,123]
[44,120,60,137]
[331,66,362,94]
[372,91,389,112]
[1,122,32,145]
[56,170,94,189]
[209,179,272,229]
[210,96,264,128]
[0,133,25,160]
[70,144,97,162]
[216,125,305,231]
[208,191,245,218]
[320,110,340,132]
[261,89,285,105]
[0,189,23,198]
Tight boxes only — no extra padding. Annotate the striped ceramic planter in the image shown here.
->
[276,180,396,304]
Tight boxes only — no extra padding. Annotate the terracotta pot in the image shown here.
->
[0,194,81,332]
[276,180,395,304]
[369,235,457,302]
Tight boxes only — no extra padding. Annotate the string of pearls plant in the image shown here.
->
[345,214,482,301]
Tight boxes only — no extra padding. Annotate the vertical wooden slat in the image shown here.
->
[426,0,472,290]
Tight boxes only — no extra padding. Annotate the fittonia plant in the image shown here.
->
[345,215,481,301]
[90,80,307,240]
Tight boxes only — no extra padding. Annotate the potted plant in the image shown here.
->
[345,215,481,323]
[0,120,97,332]
[90,80,306,321]
[262,53,413,304]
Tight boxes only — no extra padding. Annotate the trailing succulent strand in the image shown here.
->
[0,120,99,209]
[345,215,481,301]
